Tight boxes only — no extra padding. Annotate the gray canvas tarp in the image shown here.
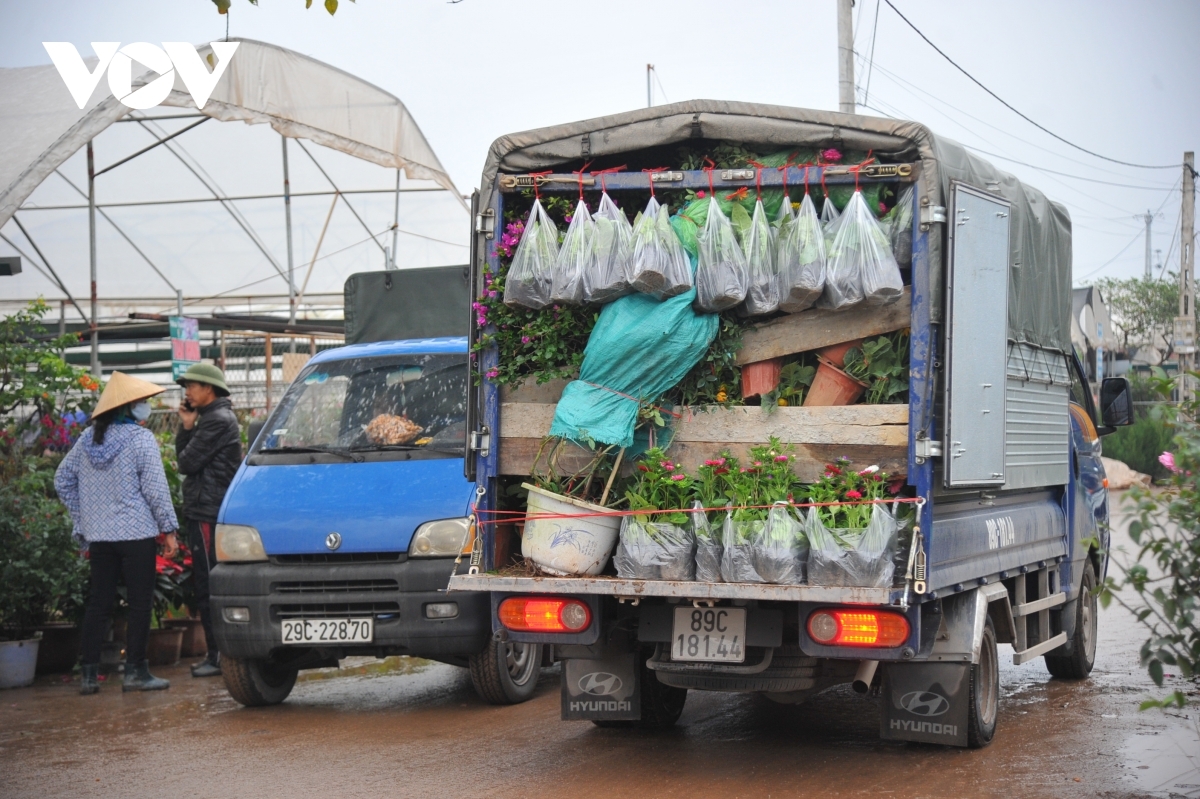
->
[343,266,469,345]
[477,101,1072,353]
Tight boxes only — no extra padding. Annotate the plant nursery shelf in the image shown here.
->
[447,573,896,605]
[498,403,909,481]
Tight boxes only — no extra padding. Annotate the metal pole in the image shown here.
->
[837,0,856,114]
[281,135,296,348]
[59,300,65,337]
[176,288,183,317]
[265,333,273,412]
[87,141,99,376]
[647,64,653,108]
[389,168,401,270]
[1180,153,1196,401]
[1143,210,1153,279]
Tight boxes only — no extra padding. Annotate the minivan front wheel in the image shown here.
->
[469,640,542,704]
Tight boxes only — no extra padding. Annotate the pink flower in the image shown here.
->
[754,461,762,467]
[704,458,726,467]
[670,474,686,482]
[696,190,707,199]
[661,461,674,472]
[521,336,531,344]
[859,465,879,475]
[821,148,842,163]
[878,202,888,214]
[845,489,863,500]
[1159,451,1180,473]
[774,455,789,462]
[485,369,499,379]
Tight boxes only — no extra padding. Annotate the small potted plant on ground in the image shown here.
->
[145,556,185,666]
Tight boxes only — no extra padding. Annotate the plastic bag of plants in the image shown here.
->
[503,198,559,309]
[806,503,898,588]
[720,510,765,584]
[613,515,696,581]
[879,186,913,269]
[749,503,808,584]
[695,197,748,313]
[585,192,635,304]
[820,193,841,232]
[692,502,723,583]
[740,197,779,316]
[776,193,827,313]
[847,190,905,306]
[550,199,594,305]
[630,196,693,298]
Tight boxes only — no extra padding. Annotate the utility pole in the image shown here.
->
[837,0,856,114]
[1177,152,1196,401]
[1140,210,1154,279]
[281,135,296,353]
[647,64,653,108]
[87,140,99,377]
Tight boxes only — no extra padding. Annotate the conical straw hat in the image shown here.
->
[91,371,165,418]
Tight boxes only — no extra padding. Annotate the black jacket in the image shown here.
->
[176,397,242,522]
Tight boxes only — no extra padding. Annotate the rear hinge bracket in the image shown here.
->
[914,438,942,462]
[920,204,947,229]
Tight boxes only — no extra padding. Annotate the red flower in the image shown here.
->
[637,464,650,472]
[825,464,843,476]
[714,467,729,475]
[887,478,905,495]
[845,490,863,500]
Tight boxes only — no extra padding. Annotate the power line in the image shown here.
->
[880,0,1180,170]
[1076,179,1179,281]
[861,0,882,107]
[959,147,1180,190]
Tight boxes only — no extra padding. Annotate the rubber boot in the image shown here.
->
[80,664,100,695]
[191,651,222,678]
[122,660,170,692]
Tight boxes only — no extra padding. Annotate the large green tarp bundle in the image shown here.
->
[548,268,719,449]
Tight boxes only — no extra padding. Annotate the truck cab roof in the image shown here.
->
[310,336,468,366]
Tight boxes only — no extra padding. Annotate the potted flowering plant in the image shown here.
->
[613,449,696,581]
[692,454,734,581]
[805,458,900,588]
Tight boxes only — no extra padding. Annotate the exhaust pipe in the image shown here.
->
[852,660,879,694]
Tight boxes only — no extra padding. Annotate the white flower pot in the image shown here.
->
[0,639,40,689]
[520,484,621,576]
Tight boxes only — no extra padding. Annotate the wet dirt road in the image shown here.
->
[2,511,1198,799]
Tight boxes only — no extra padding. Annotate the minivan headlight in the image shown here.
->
[409,518,472,558]
[215,524,268,562]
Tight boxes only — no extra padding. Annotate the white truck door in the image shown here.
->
[944,183,1012,487]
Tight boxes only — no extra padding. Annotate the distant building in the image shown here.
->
[1071,286,1119,382]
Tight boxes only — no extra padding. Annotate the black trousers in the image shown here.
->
[187,518,218,654]
[80,537,157,666]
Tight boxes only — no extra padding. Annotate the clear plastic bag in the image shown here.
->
[720,512,764,584]
[613,515,696,581]
[820,193,841,232]
[585,192,635,304]
[749,503,808,584]
[879,186,913,269]
[503,198,560,309]
[694,197,748,313]
[836,190,904,307]
[806,503,898,588]
[630,196,693,298]
[776,193,827,313]
[550,199,593,305]
[741,198,780,316]
[692,502,723,583]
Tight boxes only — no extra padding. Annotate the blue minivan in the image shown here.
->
[209,336,542,706]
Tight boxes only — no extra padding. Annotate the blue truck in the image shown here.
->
[447,102,1136,747]
[209,268,543,707]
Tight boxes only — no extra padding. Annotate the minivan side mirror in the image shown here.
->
[1097,377,1134,434]
[246,419,266,449]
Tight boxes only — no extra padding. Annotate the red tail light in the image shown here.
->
[499,597,591,633]
[807,608,910,648]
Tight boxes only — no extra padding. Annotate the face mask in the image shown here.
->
[131,401,152,422]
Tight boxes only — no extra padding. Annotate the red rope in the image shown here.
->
[528,170,552,200]
[591,164,627,194]
[572,160,593,202]
[847,150,876,192]
[642,166,670,198]
[473,497,921,526]
[703,157,715,196]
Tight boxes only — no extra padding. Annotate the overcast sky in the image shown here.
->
[1,0,1196,313]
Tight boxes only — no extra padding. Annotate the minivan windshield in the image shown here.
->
[255,353,467,457]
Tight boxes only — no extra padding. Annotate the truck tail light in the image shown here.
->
[499,597,591,633]
[807,608,909,648]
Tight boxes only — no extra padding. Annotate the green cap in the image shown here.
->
[176,362,229,393]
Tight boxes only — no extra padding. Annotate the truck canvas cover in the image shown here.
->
[344,266,470,345]
[477,101,1072,354]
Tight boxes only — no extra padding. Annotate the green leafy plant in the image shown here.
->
[842,332,909,404]
[1098,367,1200,709]
[713,439,799,524]
[805,457,895,529]
[624,448,693,526]
[763,361,816,410]
[673,312,744,407]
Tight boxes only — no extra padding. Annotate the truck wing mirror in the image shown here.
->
[1098,377,1133,434]
[247,419,266,448]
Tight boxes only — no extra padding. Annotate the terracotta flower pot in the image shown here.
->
[35,623,81,674]
[741,358,783,399]
[165,618,207,658]
[804,356,869,406]
[145,627,183,666]
[815,338,864,368]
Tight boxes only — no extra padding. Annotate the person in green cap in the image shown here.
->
[176,363,241,678]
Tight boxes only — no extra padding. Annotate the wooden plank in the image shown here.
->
[672,404,908,445]
[499,377,572,404]
[736,286,912,366]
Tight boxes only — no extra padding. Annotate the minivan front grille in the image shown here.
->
[273,579,399,595]
[272,602,400,620]
[272,552,404,565]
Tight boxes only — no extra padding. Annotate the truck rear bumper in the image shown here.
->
[211,557,491,661]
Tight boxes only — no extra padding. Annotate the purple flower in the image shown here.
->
[521,336,531,344]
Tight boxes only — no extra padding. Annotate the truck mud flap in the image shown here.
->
[880,662,970,747]
[561,652,640,722]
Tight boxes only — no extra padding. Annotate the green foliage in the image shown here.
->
[0,456,89,635]
[762,361,816,410]
[805,458,893,529]
[624,448,693,526]
[1095,276,1189,361]
[672,312,744,407]
[842,331,910,405]
[1098,367,1200,708]
[1102,413,1175,481]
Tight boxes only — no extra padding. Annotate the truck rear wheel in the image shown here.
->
[469,640,541,705]
[967,617,999,748]
[222,655,298,707]
[1044,560,1097,679]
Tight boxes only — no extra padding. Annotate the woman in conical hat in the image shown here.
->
[55,372,180,695]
